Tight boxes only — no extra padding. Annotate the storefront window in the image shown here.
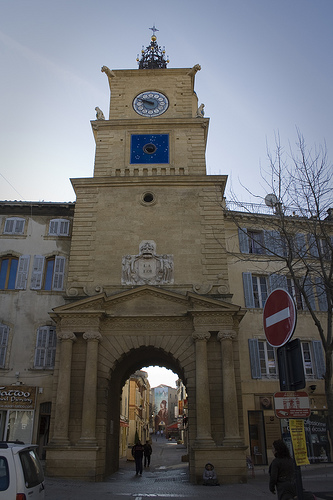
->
[5,410,34,443]
[248,411,268,465]
[280,412,331,463]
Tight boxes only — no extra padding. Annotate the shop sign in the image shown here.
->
[274,391,311,418]
[289,419,310,466]
[0,386,36,410]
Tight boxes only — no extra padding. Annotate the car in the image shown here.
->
[0,441,45,499]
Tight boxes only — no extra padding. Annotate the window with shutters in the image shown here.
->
[3,217,25,235]
[248,230,264,254]
[301,342,315,378]
[0,255,30,291]
[243,272,268,308]
[30,255,66,291]
[258,340,277,377]
[286,277,306,310]
[0,324,9,368]
[34,326,57,368]
[248,339,277,379]
[48,219,70,236]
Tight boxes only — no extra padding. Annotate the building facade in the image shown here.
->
[0,31,330,484]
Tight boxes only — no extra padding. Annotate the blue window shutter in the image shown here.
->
[15,255,30,290]
[52,256,66,291]
[264,230,275,255]
[315,277,328,311]
[238,228,249,253]
[269,274,287,292]
[243,272,255,308]
[294,233,307,258]
[312,340,325,379]
[0,324,9,368]
[307,234,319,258]
[304,277,316,311]
[31,256,45,290]
[248,339,262,379]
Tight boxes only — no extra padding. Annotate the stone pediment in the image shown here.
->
[52,286,245,320]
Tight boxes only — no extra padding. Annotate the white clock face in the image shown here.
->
[133,91,169,117]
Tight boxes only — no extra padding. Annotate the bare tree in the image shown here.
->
[225,130,333,441]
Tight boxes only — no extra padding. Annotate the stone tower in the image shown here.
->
[47,29,246,484]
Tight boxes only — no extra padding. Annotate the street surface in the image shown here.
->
[45,435,333,499]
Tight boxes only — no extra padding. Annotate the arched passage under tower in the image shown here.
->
[46,285,247,484]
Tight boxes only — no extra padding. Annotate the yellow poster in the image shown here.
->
[289,419,310,466]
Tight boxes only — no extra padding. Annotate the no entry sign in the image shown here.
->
[263,289,297,347]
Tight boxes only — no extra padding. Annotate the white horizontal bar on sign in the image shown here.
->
[266,307,290,328]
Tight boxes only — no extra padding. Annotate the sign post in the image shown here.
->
[264,289,308,500]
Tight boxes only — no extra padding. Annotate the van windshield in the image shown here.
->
[19,449,44,488]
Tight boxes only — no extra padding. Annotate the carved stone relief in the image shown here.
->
[121,241,174,285]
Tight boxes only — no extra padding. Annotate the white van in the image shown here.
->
[0,442,45,499]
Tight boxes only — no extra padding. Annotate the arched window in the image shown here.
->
[31,255,66,291]
[0,255,30,290]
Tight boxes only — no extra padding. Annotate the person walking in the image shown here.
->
[269,439,296,500]
[132,440,144,476]
[144,440,152,467]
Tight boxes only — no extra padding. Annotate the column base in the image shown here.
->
[76,437,98,448]
[193,436,216,448]
[48,438,71,447]
[222,436,244,447]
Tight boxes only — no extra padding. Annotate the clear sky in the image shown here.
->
[142,366,178,389]
[1,0,332,204]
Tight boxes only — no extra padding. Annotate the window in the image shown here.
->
[48,219,70,236]
[258,340,277,377]
[301,341,326,379]
[31,255,65,291]
[301,342,314,378]
[34,326,57,368]
[287,277,305,310]
[3,217,25,235]
[242,272,268,308]
[0,324,9,368]
[249,339,277,379]
[0,255,30,290]
[239,228,286,256]
[239,228,264,254]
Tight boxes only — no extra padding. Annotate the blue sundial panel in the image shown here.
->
[130,134,169,164]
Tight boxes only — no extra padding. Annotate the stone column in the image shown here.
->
[51,331,76,445]
[192,331,215,446]
[77,331,102,446]
[218,330,242,445]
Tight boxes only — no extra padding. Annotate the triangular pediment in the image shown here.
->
[52,286,244,319]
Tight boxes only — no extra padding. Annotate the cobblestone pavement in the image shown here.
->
[44,437,333,500]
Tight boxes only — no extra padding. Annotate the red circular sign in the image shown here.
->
[263,289,297,347]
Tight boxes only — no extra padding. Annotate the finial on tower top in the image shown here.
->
[137,27,169,69]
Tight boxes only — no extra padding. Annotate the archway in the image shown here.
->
[106,346,186,475]
[47,285,247,484]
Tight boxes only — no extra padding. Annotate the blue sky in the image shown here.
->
[0,0,332,204]
[1,0,332,387]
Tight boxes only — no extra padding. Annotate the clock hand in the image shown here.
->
[141,98,155,105]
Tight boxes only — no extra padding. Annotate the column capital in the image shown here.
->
[217,330,237,342]
[57,331,77,342]
[83,331,103,342]
[192,331,210,342]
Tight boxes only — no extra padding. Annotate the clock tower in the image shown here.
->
[48,29,245,485]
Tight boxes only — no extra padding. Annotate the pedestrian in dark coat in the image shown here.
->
[269,439,296,500]
[132,440,144,475]
[143,440,152,467]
